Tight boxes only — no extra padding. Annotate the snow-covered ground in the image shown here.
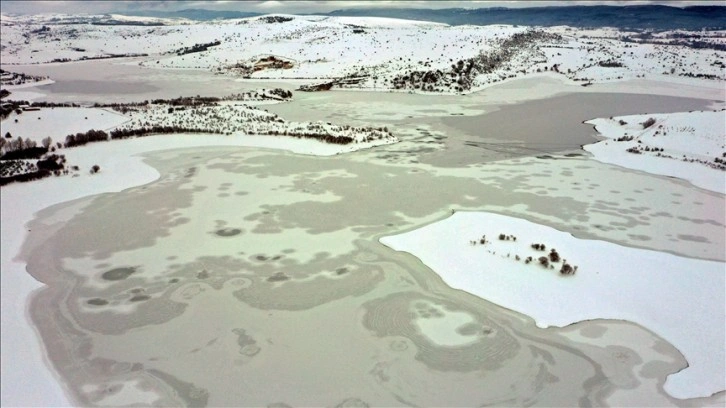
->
[1,13,723,94]
[380,211,725,399]
[1,107,129,144]
[584,110,726,194]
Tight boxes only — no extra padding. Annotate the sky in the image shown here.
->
[0,0,718,15]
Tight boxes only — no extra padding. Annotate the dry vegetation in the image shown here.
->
[471,233,578,276]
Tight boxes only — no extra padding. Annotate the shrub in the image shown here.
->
[560,263,573,275]
[626,147,642,154]
[36,154,64,171]
[64,129,108,148]
[538,257,549,267]
[549,249,560,263]
[90,164,100,174]
[0,169,51,186]
[642,117,656,128]
[598,60,624,68]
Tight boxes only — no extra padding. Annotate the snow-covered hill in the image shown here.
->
[1,14,723,94]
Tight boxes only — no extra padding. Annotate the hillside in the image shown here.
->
[1,14,723,95]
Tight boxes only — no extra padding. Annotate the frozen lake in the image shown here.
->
[4,60,725,406]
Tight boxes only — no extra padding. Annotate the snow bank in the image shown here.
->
[380,211,725,399]
[584,110,726,194]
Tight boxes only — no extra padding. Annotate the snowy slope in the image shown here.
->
[1,107,129,144]
[2,14,723,94]
[584,110,726,193]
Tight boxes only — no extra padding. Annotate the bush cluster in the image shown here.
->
[64,129,108,148]
[110,126,215,139]
[531,243,546,251]
[0,146,47,160]
[641,117,657,128]
[0,169,51,186]
[173,41,221,56]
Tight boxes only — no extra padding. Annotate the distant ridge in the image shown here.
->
[114,5,726,30]
[324,6,726,31]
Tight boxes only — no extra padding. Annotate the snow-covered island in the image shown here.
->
[584,110,726,194]
[380,211,725,399]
